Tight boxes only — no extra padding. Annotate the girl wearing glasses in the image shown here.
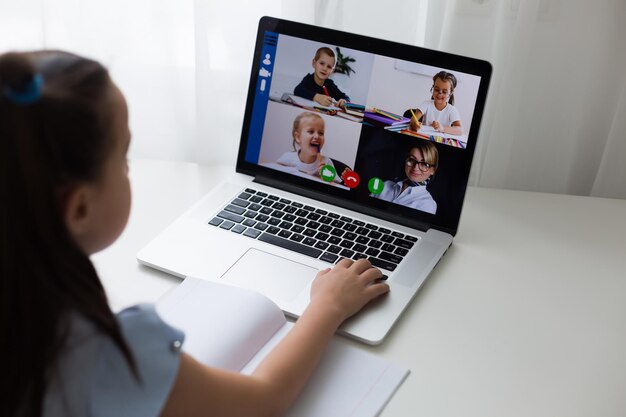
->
[406,71,463,136]
[371,141,439,214]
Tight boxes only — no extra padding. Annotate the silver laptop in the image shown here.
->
[137,16,492,345]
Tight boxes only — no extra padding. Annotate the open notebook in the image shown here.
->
[156,277,409,417]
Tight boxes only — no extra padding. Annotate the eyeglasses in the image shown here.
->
[430,86,451,96]
[405,156,434,172]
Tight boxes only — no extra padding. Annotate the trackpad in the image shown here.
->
[221,248,316,304]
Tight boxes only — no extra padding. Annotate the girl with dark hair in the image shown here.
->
[406,70,464,136]
[0,50,389,417]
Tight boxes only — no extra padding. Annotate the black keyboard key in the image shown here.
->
[261,198,274,206]
[392,231,405,238]
[258,233,323,258]
[344,232,357,241]
[379,227,391,234]
[243,228,261,239]
[267,217,281,226]
[268,195,279,201]
[295,217,308,226]
[279,198,291,204]
[306,212,321,221]
[238,192,252,200]
[244,188,256,194]
[365,224,378,230]
[231,224,246,234]
[353,220,365,226]
[302,228,317,237]
[209,217,223,226]
[319,225,332,233]
[369,240,383,249]
[219,220,235,230]
[319,216,333,224]
[314,241,329,250]
[343,223,357,232]
[327,212,340,219]
[284,205,297,214]
[303,205,315,211]
[272,202,286,210]
[327,245,342,254]
[394,247,409,256]
[394,238,415,249]
[353,252,367,260]
[331,220,345,228]
[340,249,355,258]
[381,234,395,243]
[355,227,369,235]
[295,209,309,217]
[405,235,418,242]
[284,214,297,222]
[279,221,293,229]
[330,228,345,237]
[267,226,280,234]
[340,216,352,223]
[353,243,367,253]
[290,234,304,243]
[232,198,250,208]
[365,247,380,257]
[291,202,303,208]
[260,207,273,215]
[270,210,285,219]
[249,195,263,203]
[218,210,244,223]
[254,223,268,231]
[379,251,403,264]
[243,218,256,227]
[292,225,305,234]
[224,204,246,215]
[339,240,354,249]
[256,214,269,222]
[302,237,316,246]
[369,257,397,272]
[355,236,370,245]
[368,230,382,239]
[315,208,328,215]
[256,191,268,197]
[382,243,395,252]
[315,232,329,241]
[278,230,292,238]
[243,210,257,219]
[248,203,261,212]
[306,220,320,229]
[328,236,341,245]
[320,252,339,263]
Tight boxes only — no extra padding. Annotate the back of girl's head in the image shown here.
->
[1,50,133,416]
[432,70,457,105]
[291,111,323,150]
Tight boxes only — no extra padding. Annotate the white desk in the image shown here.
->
[93,159,626,417]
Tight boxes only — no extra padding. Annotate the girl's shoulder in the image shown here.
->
[44,305,184,417]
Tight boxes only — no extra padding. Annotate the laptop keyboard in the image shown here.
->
[208,188,418,272]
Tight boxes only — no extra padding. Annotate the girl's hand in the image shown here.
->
[310,259,390,323]
[336,98,346,108]
[313,93,334,107]
[409,117,422,131]
[431,121,443,132]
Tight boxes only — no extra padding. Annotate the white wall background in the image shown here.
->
[1,0,624,199]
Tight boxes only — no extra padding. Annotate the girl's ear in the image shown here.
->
[63,183,95,246]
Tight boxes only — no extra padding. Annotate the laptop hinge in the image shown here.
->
[253,174,434,233]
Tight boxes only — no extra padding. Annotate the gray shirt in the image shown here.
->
[43,304,184,417]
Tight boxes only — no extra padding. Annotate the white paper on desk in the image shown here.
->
[418,124,466,141]
[157,277,410,417]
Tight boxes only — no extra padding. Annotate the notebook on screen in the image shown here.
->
[137,16,492,345]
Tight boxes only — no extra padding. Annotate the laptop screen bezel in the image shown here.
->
[236,16,492,236]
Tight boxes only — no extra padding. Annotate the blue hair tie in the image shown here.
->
[3,74,44,105]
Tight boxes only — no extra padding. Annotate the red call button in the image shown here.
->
[342,170,360,188]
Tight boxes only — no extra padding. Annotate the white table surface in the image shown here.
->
[93,158,626,417]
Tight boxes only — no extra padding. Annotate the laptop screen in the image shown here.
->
[237,17,491,235]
